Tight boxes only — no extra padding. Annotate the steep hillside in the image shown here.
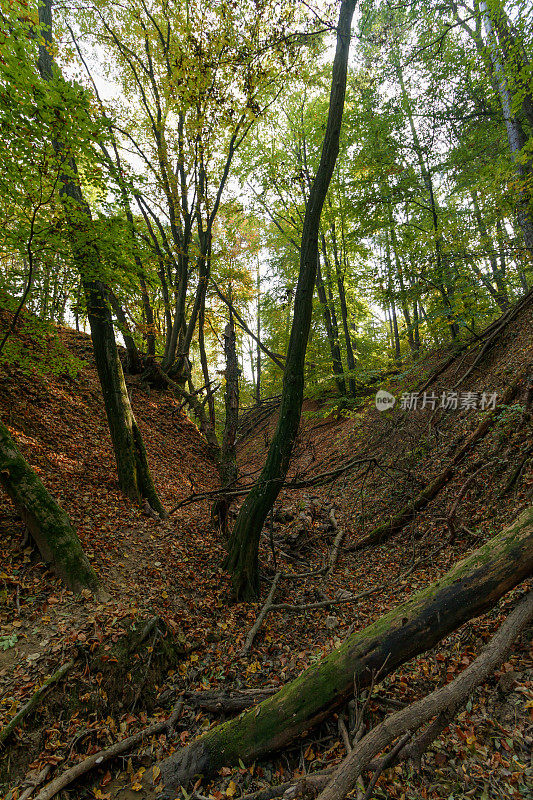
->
[1,299,532,800]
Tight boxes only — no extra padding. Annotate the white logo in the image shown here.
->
[375,390,396,411]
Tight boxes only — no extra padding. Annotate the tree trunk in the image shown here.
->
[471,192,509,310]
[108,290,143,374]
[317,246,346,395]
[388,203,417,355]
[224,0,357,600]
[213,309,240,534]
[256,264,261,405]
[158,503,533,794]
[0,421,98,592]
[384,234,401,363]
[394,54,459,339]
[37,0,164,516]
[330,221,357,395]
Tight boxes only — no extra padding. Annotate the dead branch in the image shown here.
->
[211,280,285,370]
[0,659,76,748]
[445,460,497,542]
[240,572,282,656]
[35,700,183,800]
[316,589,533,800]
[169,457,377,515]
[352,367,528,551]
[326,509,344,575]
[270,541,446,614]
[360,732,411,800]
[453,288,532,389]
[499,445,532,498]
[14,765,52,800]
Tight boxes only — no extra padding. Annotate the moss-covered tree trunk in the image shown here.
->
[0,421,98,592]
[224,0,357,600]
[37,0,164,516]
[83,280,164,514]
[158,503,533,794]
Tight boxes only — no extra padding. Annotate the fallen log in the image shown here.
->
[352,367,528,551]
[157,502,533,795]
[317,588,533,800]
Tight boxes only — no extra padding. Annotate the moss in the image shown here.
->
[159,503,533,789]
[0,420,98,591]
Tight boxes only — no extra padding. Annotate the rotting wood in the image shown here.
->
[156,503,533,793]
[316,589,533,800]
[183,688,277,714]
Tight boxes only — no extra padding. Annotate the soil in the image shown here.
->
[0,301,532,800]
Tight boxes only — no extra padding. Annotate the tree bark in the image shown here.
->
[0,421,98,591]
[330,220,357,394]
[213,310,240,533]
[158,502,533,794]
[108,290,143,374]
[317,586,533,800]
[224,0,357,600]
[317,245,346,395]
[37,0,164,516]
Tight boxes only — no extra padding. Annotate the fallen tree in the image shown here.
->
[157,502,533,795]
[317,587,533,800]
[0,420,99,592]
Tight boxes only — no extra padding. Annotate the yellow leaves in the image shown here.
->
[245,660,261,675]
[304,743,315,761]
[226,780,237,796]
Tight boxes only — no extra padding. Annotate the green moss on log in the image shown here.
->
[158,503,533,794]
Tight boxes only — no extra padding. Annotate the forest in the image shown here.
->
[0,0,532,798]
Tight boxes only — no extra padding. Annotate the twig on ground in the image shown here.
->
[361,732,411,800]
[35,700,183,800]
[0,659,76,747]
[240,572,282,656]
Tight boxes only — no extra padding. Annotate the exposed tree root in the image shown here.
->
[0,660,76,748]
[34,701,183,800]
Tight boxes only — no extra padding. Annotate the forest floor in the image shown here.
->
[0,299,532,800]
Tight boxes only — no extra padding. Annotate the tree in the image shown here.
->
[0,421,99,592]
[158,502,533,792]
[224,0,358,600]
[36,0,164,515]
